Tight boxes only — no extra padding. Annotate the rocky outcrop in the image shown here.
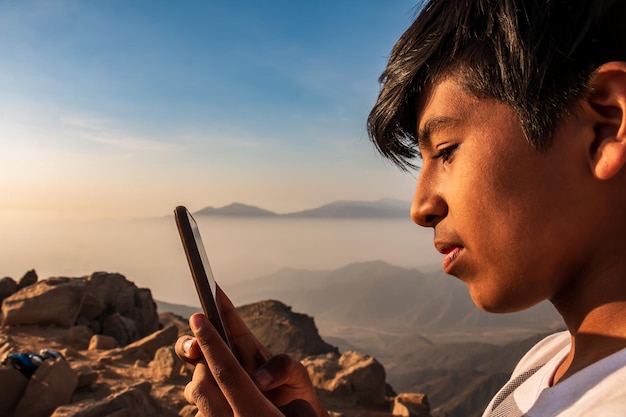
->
[303,350,388,409]
[392,393,432,417]
[0,269,431,417]
[51,382,177,417]
[3,278,86,327]
[149,346,187,382]
[236,299,339,360]
[0,366,28,414]
[88,335,117,351]
[0,313,191,417]
[235,300,431,416]
[0,277,18,304]
[1,272,160,347]
[18,270,38,289]
[104,324,179,361]
[15,357,78,417]
[84,272,159,340]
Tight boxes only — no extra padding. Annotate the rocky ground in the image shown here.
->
[0,270,437,417]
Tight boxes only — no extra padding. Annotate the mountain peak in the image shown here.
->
[194,203,277,217]
[193,199,411,219]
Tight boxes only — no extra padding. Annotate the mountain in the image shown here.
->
[285,199,409,218]
[220,261,566,417]
[155,299,202,318]
[194,202,278,217]
[160,261,563,417]
[223,261,564,334]
[193,199,410,219]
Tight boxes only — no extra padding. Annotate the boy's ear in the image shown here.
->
[585,62,626,180]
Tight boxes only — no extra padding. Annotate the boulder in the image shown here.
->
[57,325,93,351]
[149,346,185,381]
[101,312,139,346]
[0,366,29,416]
[127,288,160,337]
[86,272,132,307]
[18,270,38,289]
[114,286,136,314]
[158,312,193,338]
[302,350,387,408]
[0,277,18,303]
[105,324,178,361]
[77,291,105,322]
[0,335,14,359]
[88,334,117,351]
[236,300,339,360]
[2,272,160,347]
[73,365,99,389]
[49,381,177,417]
[393,393,432,417]
[304,352,343,385]
[59,346,80,359]
[2,278,86,327]
[14,358,78,417]
[337,350,387,406]
[84,272,160,343]
[0,277,436,417]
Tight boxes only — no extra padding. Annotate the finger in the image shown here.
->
[184,361,232,417]
[254,354,330,417]
[175,336,202,364]
[215,285,260,340]
[253,353,307,391]
[190,313,277,414]
[279,399,319,417]
[215,285,272,369]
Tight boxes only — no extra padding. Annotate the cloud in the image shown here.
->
[63,115,179,153]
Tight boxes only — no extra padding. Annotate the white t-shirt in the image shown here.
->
[482,331,626,417]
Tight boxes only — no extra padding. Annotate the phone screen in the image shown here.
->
[189,211,217,299]
[175,206,231,349]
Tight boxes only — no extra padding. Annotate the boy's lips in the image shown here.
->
[436,243,464,273]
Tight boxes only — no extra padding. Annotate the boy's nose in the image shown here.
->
[410,180,447,228]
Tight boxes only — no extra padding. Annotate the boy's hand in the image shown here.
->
[174,286,329,417]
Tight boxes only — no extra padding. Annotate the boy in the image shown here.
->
[175,0,626,415]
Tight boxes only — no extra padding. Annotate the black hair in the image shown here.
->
[367,0,626,170]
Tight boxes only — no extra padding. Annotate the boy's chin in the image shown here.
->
[468,286,539,314]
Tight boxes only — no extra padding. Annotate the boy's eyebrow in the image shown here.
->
[417,116,463,149]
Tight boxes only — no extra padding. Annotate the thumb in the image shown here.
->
[279,399,319,417]
[253,354,330,417]
[253,353,310,390]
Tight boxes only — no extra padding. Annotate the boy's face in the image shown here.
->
[412,76,599,313]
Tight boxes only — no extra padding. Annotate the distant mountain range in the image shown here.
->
[193,199,410,219]
[157,260,566,417]
[220,261,564,417]
[222,260,563,334]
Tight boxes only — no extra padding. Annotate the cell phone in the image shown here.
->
[174,206,232,349]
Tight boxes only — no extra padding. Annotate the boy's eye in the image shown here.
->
[432,144,458,163]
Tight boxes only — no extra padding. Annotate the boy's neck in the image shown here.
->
[552,312,626,384]
[552,271,626,384]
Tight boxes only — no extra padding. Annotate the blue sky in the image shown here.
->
[0,0,419,220]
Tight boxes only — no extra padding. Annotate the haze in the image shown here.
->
[0,1,441,307]
[0,1,418,221]
[0,215,440,306]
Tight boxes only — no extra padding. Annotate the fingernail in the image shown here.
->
[190,314,207,332]
[253,368,273,387]
[182,338,193,354]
